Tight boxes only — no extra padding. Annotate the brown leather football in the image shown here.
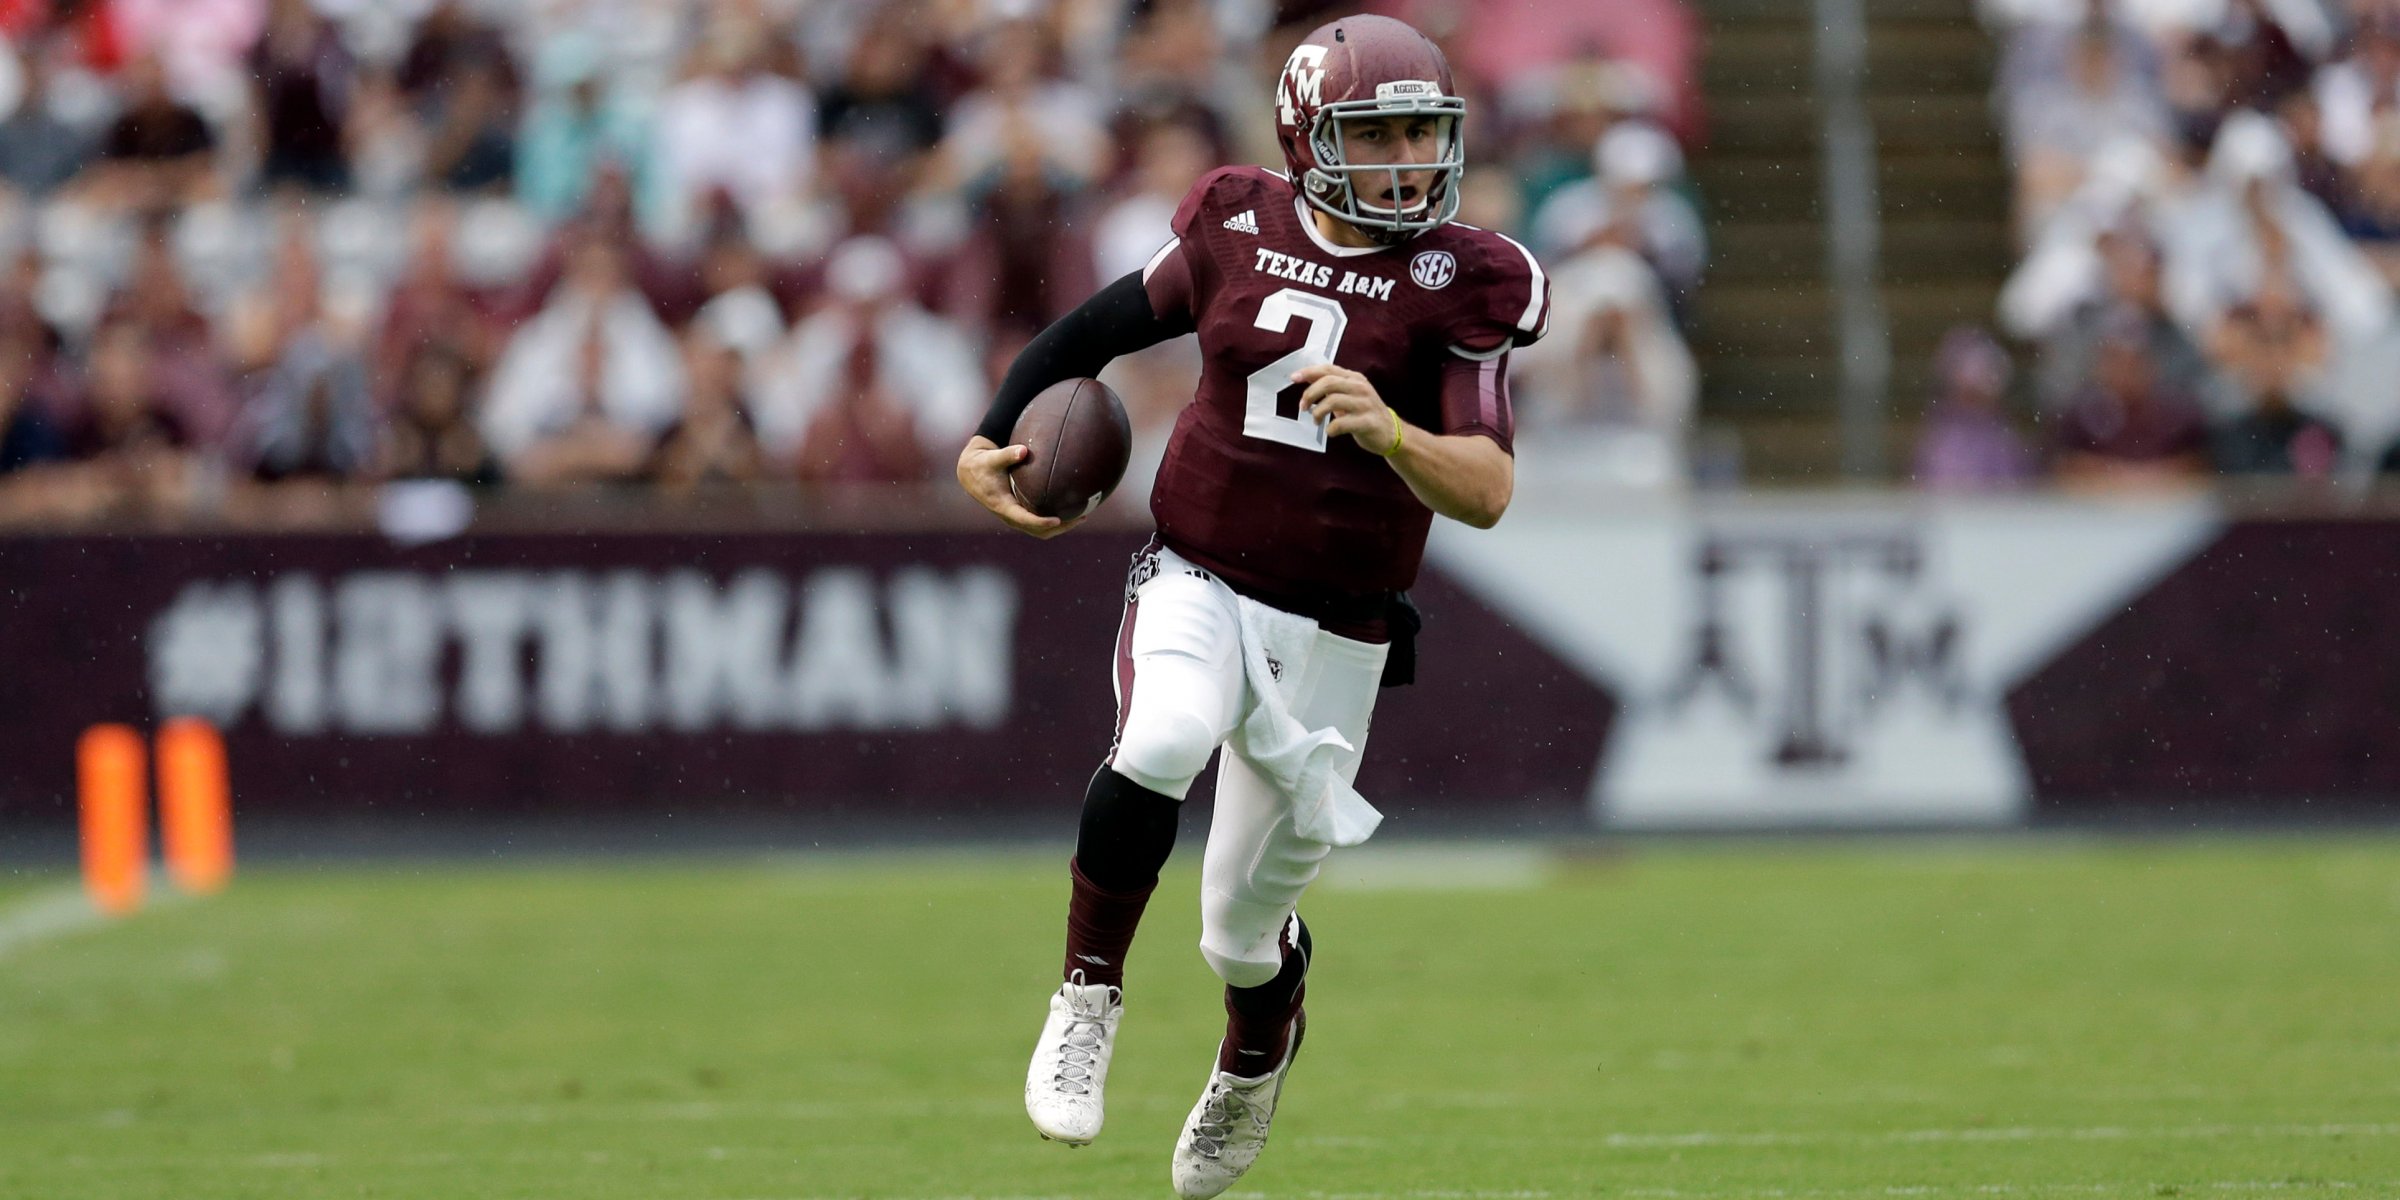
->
[1009,377,1132,520]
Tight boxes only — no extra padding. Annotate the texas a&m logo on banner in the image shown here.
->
[1429,499,2222,827]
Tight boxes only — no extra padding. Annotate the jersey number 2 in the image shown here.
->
[1243,288,1348,453]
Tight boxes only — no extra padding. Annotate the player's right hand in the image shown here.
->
[956,436,1079,539]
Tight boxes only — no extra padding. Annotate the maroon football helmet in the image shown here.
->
[1274,14,1465,243]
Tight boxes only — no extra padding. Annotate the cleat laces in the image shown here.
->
[1188,1081,1258,1158]
[1050,1018,1105,1094]
[1047,978,1119,1097]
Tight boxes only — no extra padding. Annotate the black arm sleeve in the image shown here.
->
[973,270,1194,445]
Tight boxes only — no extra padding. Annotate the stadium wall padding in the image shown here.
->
[0,530,1608,831]
[2,499,2390,832]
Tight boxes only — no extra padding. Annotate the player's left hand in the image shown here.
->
[1293,363,1403,456]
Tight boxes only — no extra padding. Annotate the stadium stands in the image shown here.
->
[0,0,1710,524]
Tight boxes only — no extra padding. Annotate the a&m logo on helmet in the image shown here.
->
[1410,250,1456,290]
[1278,44,1327,126]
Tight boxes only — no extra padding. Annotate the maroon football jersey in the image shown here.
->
[1137,166,1549,616]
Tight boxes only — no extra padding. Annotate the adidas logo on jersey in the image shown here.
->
[1223,210,1260,234]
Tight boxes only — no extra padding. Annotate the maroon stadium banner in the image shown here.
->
[1,508,2392,837]
[0,530,1608,835]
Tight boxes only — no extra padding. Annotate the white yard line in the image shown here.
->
[0,885,104,962]
[0,875,190,963]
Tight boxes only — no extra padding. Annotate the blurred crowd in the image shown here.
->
[0,0,1703,525]
[1928,0,2400,491]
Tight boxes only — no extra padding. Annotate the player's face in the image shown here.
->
[1338,114,1443,210]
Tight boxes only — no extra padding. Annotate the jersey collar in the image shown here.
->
[1292,196,1395,258]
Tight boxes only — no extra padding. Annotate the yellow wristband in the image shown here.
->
[1379,408,1404,457]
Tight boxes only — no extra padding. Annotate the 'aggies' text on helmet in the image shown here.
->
[1274,14,1465,243]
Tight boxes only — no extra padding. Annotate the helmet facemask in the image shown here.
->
[1300,96,1465,243]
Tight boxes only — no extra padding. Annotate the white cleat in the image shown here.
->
[1169,1011,1306,1199]
[1024,972,1123,1146]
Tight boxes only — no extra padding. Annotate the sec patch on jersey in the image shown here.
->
[1409,250,1455,290]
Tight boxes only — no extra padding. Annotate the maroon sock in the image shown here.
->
[1218,980,1304,1077]
[1217,919,1309,1076]
[1062,857,1153,990]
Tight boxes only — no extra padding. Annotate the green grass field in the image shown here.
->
[1,837,2396,1199]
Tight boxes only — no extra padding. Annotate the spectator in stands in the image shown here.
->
[750,235,980,483]
[2034,222,2218,414]
[1513,58,1665,220]
[481,230,684,488]
[2272,88,2347,210]
[1108,0,1244,160]
[251,0,354,193]
[2212,0,2322,113]
[2205,265,2335,456]
[2164,112,2391,347]
[939,16,1108,196]
[648,14,816,248]
[815,12,946,160]
[89,221,239,448]
[83,53,217,211]
[234,330,377,485]
[376,202,497,404]
[964,112,1101,344]
[2162,25,2235,158]
[1530,121,1706,314]
[397,1,519,118]
[2054,310,2211,486]
[419,50,517,193]
[687,217,788,369]
[2311,10,2400,174]
[2337,117,2400,267]
[1515,233,1695,487]
[1092,118,1213,283]
[55,319,197,513]
[1914,327,2037,491]
[110,0,268,106]
[1084,120,1211,469]
[379,341,496,486]
[218,216,376,488]
[931,17,1107,341]
[0,324,64,474]
[2002,8,2172,237]
[653,326,765,494]
[511,167,695,326]
[0,38,93,199]
[0,246,60,362]
[515,43,649,224]
[2212,387,2342,476]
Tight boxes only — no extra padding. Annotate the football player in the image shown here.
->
[956,14,1548,1197]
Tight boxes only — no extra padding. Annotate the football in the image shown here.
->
[1009,377,1132,520]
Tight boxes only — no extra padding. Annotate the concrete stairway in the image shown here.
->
[1687,0,2012,481]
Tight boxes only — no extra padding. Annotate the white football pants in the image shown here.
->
[1107,545,1388,988]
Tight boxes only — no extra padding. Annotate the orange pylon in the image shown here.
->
[157,717,233,895]
[76,725,147,916]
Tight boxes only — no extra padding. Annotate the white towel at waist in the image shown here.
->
[1229,593,1385,847]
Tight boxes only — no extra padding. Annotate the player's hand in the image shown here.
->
[1293,363,1404,456]
[956,436,1081,539]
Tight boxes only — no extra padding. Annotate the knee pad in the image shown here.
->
[1112,701,1220,800]
[1199,888,1293,988]
[1197,815,1329,987]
